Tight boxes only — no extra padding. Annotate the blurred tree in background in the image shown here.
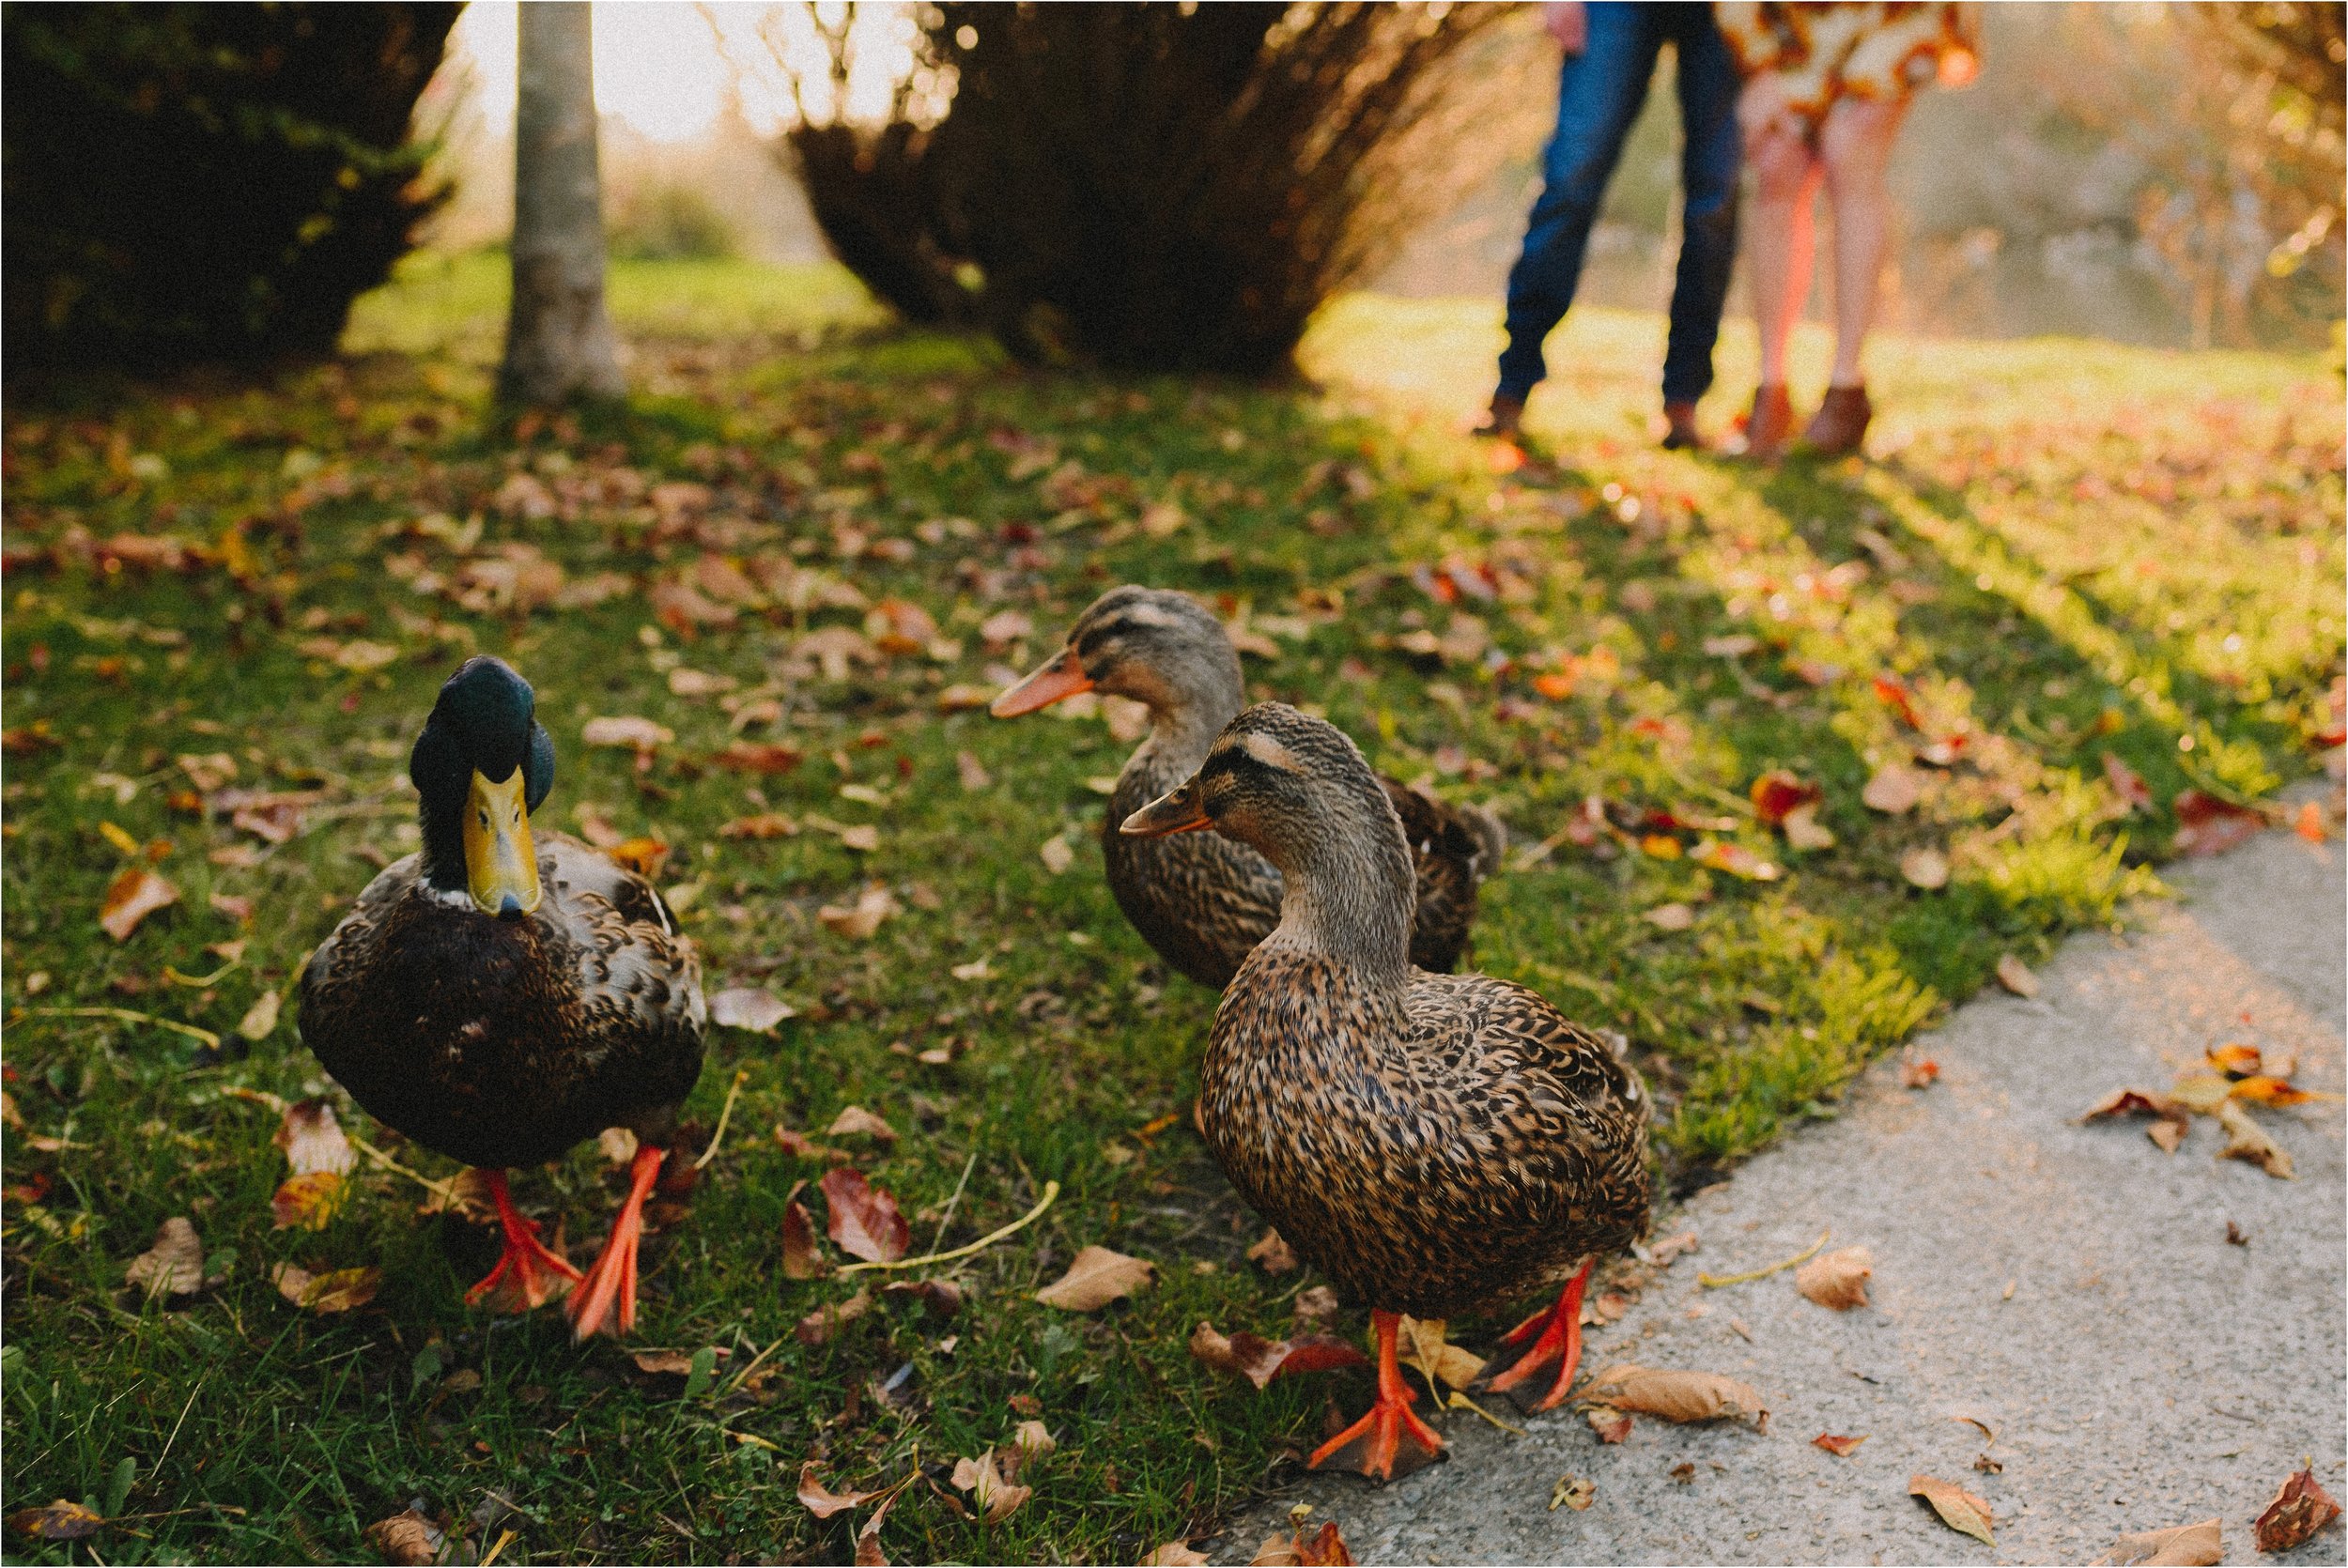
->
[771,1,1531,375]
[2,3,457,371]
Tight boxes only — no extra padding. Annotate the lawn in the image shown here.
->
[3,251,2339,1564]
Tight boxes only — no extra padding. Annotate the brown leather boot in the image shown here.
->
[1800,384,1873,456]
[1661,399,1704,452]
[1475,392,1526,440]
[1738,385,1795,461]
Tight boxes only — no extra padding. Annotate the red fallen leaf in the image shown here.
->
[1188,1321,1368,1390]
[100,865,179,941]
[2172,790,2263,856]
[712,742,804,776]
[820,1167,909,1264]
[1814,1433,1867,1456]
[2253,1467,2342,1554]
[775,1126,851,1162]
[796,1461,881,1519]
[782,1182,828,1280]
[1749,771,1821,826]
[2294,800,2328,843]
[1873,674,1923,730]
[2102,754,2154,811]
[1585,1405,1632,1443]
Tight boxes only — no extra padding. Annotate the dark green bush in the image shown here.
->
[3,3,458,371]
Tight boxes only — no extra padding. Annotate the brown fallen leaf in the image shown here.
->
[276,1098,357,1176]
[775,1126,851,1162]
[2207,1042,2263,1077]
[854,1490,896,1566]
[2102,753,2154,812]
[1900,1054,1940,1090]
[949,1449,1032,1525]
[2093,1517,2222,1566]
[363,1506,445,1565]
[1141,1543,1210,1566]
[125,1216,207,1298]
[1582,1363,1767,1426]
[2079,1087,2194,1152]
[100,865,179,941]
[2253,1467,2341,1554]
[796,1461,881,1519]
[1796,1245,1874,1311]
[1644,901,1695,931]
[1397,1314,1486,1391]
[1862,764,1925,814]
[1247,1228,1299,1274]
[1782,804,1836,851]
[718,811,800,840]
[1900,847,1951,890]
[1292,1284,1341,1327]
[1585,1406,1632,1443]
[713,742,804,776]
[828,1106,899,1143]
[883,1278,965,1318]
[1252,1520,1355,1565]
[821,1168,910,1263]
[1669,1462,1696,1483]
[819,884,900,940]
[782,1184,828,1280]
[8,1500,106,1543]
[1550,1475,1595,1511]
[1995,954,2039,998]
[1189,1321,1367,1390]
[1911,1473,1996,1545]
[709,987,795,1033]
[796,1287,873,1345]
[1035,1245,1155,1311]
[237,989,281,1042]
[272,1262,380,1314]
[2214,1099,2294,1179]
[2172,790,2264,857]
[271,1170,348,1231]
[955,750,994,791]
[1813,1433,1868,1457]
[580,715,673,750]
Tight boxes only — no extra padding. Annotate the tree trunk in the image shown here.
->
[499,2,624,403]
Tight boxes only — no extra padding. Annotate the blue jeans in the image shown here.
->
[1497,3,1742,406]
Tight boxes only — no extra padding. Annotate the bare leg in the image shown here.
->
[1817,94,1907,388]
[566,1144,664,1340]
[1486,1257,1594,1410]
[1306,1309,1445,1483]
[1744,117,1821,390]
[465,1167,581,1311]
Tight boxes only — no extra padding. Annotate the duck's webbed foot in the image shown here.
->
[565,1144,665,1340]
[1486,1257,1593,1412]
[465,1168,582,1311]
[1307,1309,1446,1483]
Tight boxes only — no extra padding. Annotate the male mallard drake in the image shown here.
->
[993,586,1501,988]
[299,656,704,1340]
[1123,702,1650,1481]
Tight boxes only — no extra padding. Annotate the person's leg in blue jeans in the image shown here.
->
[1489,4,1663,435]
[1657,8,1743,446]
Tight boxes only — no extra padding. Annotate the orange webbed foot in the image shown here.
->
[1486,1258,1592,1412]
[1306,1310,1446,1483]
[566,1144,665,1341]
[465,1168,582,1312]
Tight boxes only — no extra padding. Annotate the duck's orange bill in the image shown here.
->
[990,647,1094,716]
[1120,779,1211,837]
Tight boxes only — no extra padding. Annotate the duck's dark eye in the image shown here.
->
[478,808,490,827]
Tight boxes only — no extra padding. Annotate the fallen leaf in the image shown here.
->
[796,1462,880,1519]
[882,1278,964,1318]
[2229,1075,2320,1108]
[1035,1245,1155,1311]
[2102,754,2154,812]
[818,884,899,940]
[238,988,282,1041]
[1995,954,2039,997]
[2173,790,2264,856]
[1910,1473,1996,1545]
[1292,1284,1341,1326]
[2094,1517,2222,1566]
[1550,1475,1595,1511]
[782,1190,828,1280]
[2214,1099,2294,1178]
[2294,799,2327,843]
[272,1262,380,1314]
[2253,1467,2341,1554]
[1585,1406,1632,1443]
[775,1126,850,1162]
[1670,1462,1696,1483]
[1645,902,1694,931]
[1141,1543,1210,1566]
[599,1127,639,1164]
[828,1106,899,1143]
[821,1168,910,1263]
[949,1450,1031,1524]
[718,811,800,839]
[1750,771,1821,825]
[713,742,804,775]
[1039,835,1076,875]
[581,715,673,750]
[1252,1520,1355,1566]
[1691,839,1780,881]
[607,837,671,880]
[1011,1419,1057,1467]
[1900,847,1951,889]
[1796,1245,1874,1310]
[709,987,794,1033]
[2207,1043,2263,1077]
[854,1492,895,1566]
[276,1098,357,1176]
[1247,1229,1298,1274]
[1397,1314,1486,1391]
[1862,764,1924,814]
[1582,1364,1767,1426]
[955,750,993,791]
[1188,1321,1367,1389]
[271,1171,348,1231]
[1900,1055,1940,1090]
[125,1216,206,1298]
[2168,1073,2233,1114]
[100,866,179,941]
[796,1286,872,1345]
[1814,1433,1868,1457]
[8,1500,106,1543]
[1782,804,1836,851]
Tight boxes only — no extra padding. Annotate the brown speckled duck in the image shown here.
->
[993,586,1502,989]
[299,656,705,1340]
[1123,703,1650,1481]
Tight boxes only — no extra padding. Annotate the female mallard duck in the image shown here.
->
[1123,702,1650,1481]
[993,586,1501,988]
[298,656,704,1340]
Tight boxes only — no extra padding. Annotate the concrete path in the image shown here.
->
[1227,797,2345,1565]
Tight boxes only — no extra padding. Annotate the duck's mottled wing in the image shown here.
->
[1382,778,1503,973]
[540,835,706,1082]
[298,853,425,1054]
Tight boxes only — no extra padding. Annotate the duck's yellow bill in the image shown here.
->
[463,767,542,916]
[1120,779,1212,838]
[990,648,1094,717]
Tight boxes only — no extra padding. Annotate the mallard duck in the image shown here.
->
[993,586,1501,988]
[1122,702,1650,1480]
[299,656,705,1340]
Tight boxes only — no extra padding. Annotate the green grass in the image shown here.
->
[4,253,2340,1563]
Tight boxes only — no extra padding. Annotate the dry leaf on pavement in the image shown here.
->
[1141,1543,1210,1566]
[2253,1467,2341,1553]
[796,1462,881,1519]
[100,866,178,941]
[1397,1315,1486,1391]
[2078,1087,2193,1152]
[821,1168,909,1264]
[1995,955,2039,997]
[2213,1099,2294,1179]
[364,1509,444,1565]
[828,1106,898,1143]
[709,987,794,1033]
[1910,1473,1996,1545]
[1900,1054,1940,1089]
[1035,1245,1155,1310]
[276,1099,357,1176]
[1188,1321,1367,1390]
[1246,1228,1298,1274]
[1581,1364,1767,1426]
[1252,1520,1355,1565]
[1585,1406,1632,1443]
[125,1217,206,1298]
[2093,1517,2221,1566]
[1550,1475,1595,1512]
[1813,1433,1867,1457]
[1796,1246,1874,1310]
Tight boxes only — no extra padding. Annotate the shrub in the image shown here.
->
[3,3,458,371]
[775,2,1529,376]
[608,181,742,263]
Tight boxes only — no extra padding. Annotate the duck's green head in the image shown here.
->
[410,656,555,917]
